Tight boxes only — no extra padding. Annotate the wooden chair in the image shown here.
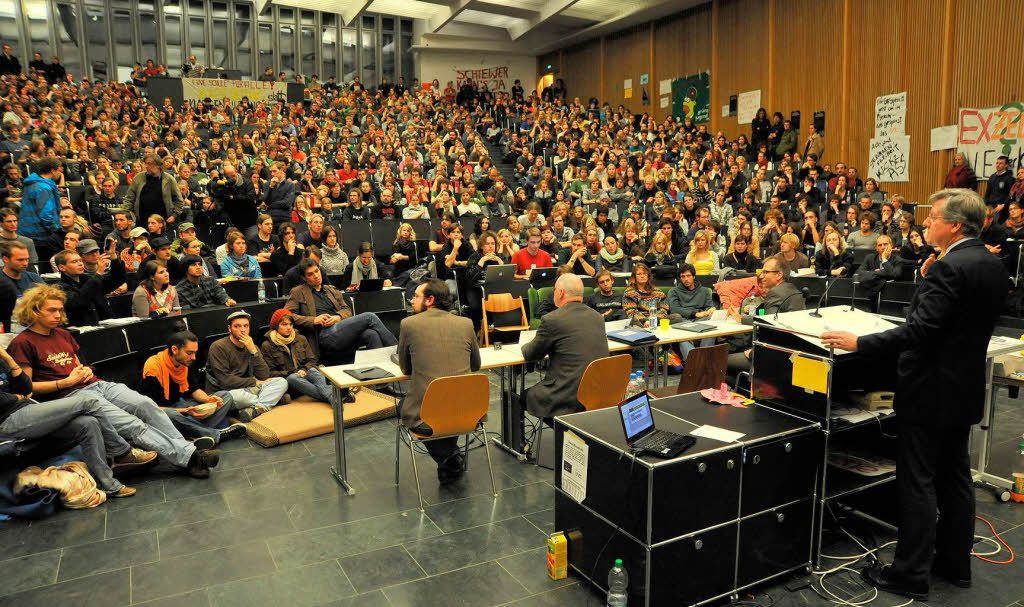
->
[480,293,530,347]
[395,373,497,511]
[650,343,729,398]
[533,354,633,466]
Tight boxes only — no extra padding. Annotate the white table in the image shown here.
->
[319,321,753,494]
[975,335,1024,500]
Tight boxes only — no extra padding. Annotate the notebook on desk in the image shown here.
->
[343,366,394,381]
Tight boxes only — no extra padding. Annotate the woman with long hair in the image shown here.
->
[390,223,418,277]
[270,224,303,276]
[599,235,627,272]
[319,226,350,275]
[132,260,180,318]
[220,233,263,279]
[622,263,669,328]
[643,232,674,267]
[684,230,720,275]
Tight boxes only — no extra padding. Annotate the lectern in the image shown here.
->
[750,306,900,567]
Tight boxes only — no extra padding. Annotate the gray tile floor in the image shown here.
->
[1,377,1023,607]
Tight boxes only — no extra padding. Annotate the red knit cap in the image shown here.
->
[269,308,292,331]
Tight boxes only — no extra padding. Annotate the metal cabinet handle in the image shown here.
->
[752,454,761,464]
[777,513,785,523]
[726,459,735,470]
[697,462,707,473]
[784,442,793,453]
[694,539,703,550]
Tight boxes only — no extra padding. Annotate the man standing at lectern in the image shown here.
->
[822,189,1008,600]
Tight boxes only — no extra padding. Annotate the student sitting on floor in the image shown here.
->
[138,331,246,447]
[205,310,289,422]
[261,309,334,403]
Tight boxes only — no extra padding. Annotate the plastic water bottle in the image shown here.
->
[1012,439,1024,503]
[257,280,266,303]
[648,301,657,329]
[607,559,628,606]
[635,371,647,395]
[625,372,640,398]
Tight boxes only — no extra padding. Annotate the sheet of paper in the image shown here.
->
[721,104,730,117]
[737,90,761,124]
[690,425,745,443]
[639,73,649,85]
[518,329,537,345]
[710,309,729,321]
[354,345,397,365]
[624,88,633,99]
[930,125,958,151]
[605,319,631,330]
[659,96,669,109]
[659,79,672,95]
[561,430,588,503]
[623,78,632,90]
[791,354,829,394]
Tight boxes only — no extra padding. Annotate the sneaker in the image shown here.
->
[110,447,158,471]
[236,407,258,423]
[191,436,216,450]
[278,393,291,405]
[108,486,137,498]
[219,423,247,441]
[187,448,220,478]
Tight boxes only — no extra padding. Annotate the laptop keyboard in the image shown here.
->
[635,430,678,452]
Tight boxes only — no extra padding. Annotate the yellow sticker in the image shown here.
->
[791,354,829,394]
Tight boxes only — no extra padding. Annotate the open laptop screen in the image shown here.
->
[619,393,655,442]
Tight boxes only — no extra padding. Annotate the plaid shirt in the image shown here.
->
[176,276,229,309]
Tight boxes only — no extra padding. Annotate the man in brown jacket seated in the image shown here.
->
[284,259,397,363]
[205,310,289,422]
[397,278,480,483]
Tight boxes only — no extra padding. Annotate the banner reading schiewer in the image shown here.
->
[181,78,290,105]
[957,103,1024,179]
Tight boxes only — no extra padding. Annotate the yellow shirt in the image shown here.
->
[692,256,715,275]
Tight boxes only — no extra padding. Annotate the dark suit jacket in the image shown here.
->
[521,301,609,417]
[858,239,1008,426]
[397,307,480,428]
[284,282,352,357]
[856,252,904,291]
[761,281,807,316]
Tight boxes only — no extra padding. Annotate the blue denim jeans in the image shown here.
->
[0,393,128,492]
[225,377,288,410]
[76,381,195,471]
[163,390,236,443]
[318,312,398,357]
[285,367,332,402]
[679,337,716,362]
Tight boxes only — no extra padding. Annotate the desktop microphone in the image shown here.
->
[774,287,811,320]
[810,277,838,318]
[848,280,859,312]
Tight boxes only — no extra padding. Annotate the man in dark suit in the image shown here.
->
[855,234,905,308]
[823,189,1008,601]
[397,279,480,483]
[521,274,609,421]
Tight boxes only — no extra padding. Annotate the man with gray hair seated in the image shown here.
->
[520,273,609,424]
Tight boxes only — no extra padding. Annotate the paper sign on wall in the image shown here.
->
[721,104,730,117]
[659,79,672,96]
[623,78,632,90]
[660,96,669,108]
[868,135,911,182]
[957,104,1024,178]
[561,430,588,503]
[737,90,761,125]
[874,92,907,137]
[639,73,649,85]
[624,88,633,99]
[930,125,958,152]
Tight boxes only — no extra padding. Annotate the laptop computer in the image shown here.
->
[484,264,516,283]
[617,392,696,458]
[358,279,385,292]
[529,267,558,284]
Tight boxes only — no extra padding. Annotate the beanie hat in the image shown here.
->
[269,308,292,331]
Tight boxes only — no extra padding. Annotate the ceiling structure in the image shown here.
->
[260,0,705,56]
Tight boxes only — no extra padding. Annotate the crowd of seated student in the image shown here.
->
[2,52,1021,504]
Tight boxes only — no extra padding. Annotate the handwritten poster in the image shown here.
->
[868,135,911,182]
[957,104,1024,178]
[874,92,907,137]
[659,79,672,96]
[737,89,761,125]
[660,96,669,108]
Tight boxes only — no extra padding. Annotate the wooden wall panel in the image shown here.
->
[715,0,768,137]
[560,39,602,104]
[652,6,713,121]
[602,24,650,114]
[538,0,1024,204]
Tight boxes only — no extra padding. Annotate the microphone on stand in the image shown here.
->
[774,287,811,320]
[810,277,839,318]
[848,280,859,312]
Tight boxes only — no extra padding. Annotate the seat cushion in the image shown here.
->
[245,391,397,448]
